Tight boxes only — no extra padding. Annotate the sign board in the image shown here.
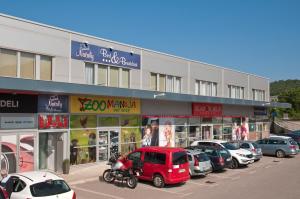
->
[71,40,141,69]
[254,107,268,116]
[70,96,140,114]
[0,94,37,113]
[0,116,35,129]
[192,103,223,117]
[38,95,68,113]
[38,114,69,129]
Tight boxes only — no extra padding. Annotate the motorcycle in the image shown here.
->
[102,153,143,189]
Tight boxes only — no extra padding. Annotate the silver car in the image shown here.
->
[186,149,212,176]
[256,136,299,158]
[238,141,263,161]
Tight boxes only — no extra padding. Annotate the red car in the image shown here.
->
[127,147,190,188]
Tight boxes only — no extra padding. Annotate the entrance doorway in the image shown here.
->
[98,128,119,161]
[39,132,64,172]
[201,125,213,140]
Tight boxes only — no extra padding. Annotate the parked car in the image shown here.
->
[256,136,299,158]
[285,131,300,146]
[2,171,76,199]
[0,186,9,199]
[127,147,190,188]
[191,140,254,169]
[185,149,212,176]
[232,141,263,161]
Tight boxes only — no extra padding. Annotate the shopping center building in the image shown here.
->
[0,13,290,173]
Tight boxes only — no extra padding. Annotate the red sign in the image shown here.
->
[38,114,69,129]
[192,103,223,117]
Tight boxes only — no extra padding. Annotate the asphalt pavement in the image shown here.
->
[65,155,300,199]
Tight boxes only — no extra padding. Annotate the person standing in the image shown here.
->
[150,120,159,146]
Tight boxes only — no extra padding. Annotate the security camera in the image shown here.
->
[83,41,89,47]
[130,50,134,55]
[109,47,114,51]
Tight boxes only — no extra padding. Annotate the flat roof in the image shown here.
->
[0,12,269,80]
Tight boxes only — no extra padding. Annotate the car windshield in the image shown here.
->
[172,151,188,165]
[222,142,238,150]
[196,153,210,162]
[30,180,71,197]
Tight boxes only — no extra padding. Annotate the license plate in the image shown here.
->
[179,169,185,173]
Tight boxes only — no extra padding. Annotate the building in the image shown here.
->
[0,13,290,173]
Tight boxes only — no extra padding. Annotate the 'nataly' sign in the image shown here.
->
[71,40,141,69]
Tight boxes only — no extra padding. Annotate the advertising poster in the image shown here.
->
[120,128,141,154]
[159,118,175,147]
[70,115,97,129]
[142,117,159,146]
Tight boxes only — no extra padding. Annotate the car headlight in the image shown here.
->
[236,153,247,157]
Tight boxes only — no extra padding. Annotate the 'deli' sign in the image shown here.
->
[70,96,140,114]
[0,94,37,113]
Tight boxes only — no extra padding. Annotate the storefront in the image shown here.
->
[69,95,141,165]
[0,94,38,173]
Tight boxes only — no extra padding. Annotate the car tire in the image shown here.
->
[153,174,165,188]
[276,150,285,158]
[230,158,239,169]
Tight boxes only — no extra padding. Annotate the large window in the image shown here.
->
[228,85,244,99]
[151,72,181,93]
[20,52,35,79]
[98,65,107,86]
[85,63,94,84]
[0,48,17,77]
[110,67,119,87]
[40,55,52,81]
[122,69,130,88]
[195,80,217,96]
[252,89,265,101]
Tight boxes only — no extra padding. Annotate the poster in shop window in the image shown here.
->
[142,117,159,147]
[159,118,175,147]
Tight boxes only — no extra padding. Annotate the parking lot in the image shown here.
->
[71,154,300,199]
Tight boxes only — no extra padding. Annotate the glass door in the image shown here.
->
[98,128,119,161]
[201,125,213,140]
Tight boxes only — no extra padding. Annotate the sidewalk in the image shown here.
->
[59,162,110,186]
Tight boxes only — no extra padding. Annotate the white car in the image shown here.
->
[191,140,255,169]
[5,171,76,199]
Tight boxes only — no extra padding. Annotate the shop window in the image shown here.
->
[175,126,187,148]
[20,52,35,79]
[70,115,97,128]
[85,63,94,84]
[40,55,52,81]
[0,48,17,77]
[98,65,107,86]
[213,125,222,140]
[120,115,140,127]
[120,127,141,154]
[189,117,201,125]
[122,69,130,88]
[98,117,119,127]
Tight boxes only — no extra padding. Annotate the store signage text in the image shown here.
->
[0,116,35,129]
[38,95,68,113]
[0,94,37,113]
[38,114,69,129]
[70,96,140,114]
[71,40,141,69]
[192,103,223,117]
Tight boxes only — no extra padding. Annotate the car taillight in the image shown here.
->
[194,156,199,166]
[219,157,224,165]
[289,145,296,150]
[251,148,257,153]
[72,192,77,199]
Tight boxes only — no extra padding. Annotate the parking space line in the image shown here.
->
[73,186,125,199]
[139,184,185,196]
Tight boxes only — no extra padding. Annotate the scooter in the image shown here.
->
[102,153,142,189]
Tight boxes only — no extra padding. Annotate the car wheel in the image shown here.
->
[276,150,285,158]
[230,158,239,169]
[153,174,165,188]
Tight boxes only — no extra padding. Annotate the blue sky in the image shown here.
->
[0,0,299,81]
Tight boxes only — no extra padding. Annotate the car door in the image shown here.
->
[257,139,268,154]
[9,177,27,199]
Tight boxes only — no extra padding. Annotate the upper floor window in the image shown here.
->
[253,89,265,101]
[122,69,130,88]
[20,52,35,79]
[40,55,52,81]
[110,66,119,87]
[85,63,94,84]
[228,85,244,99]
[195,80,217,96]
[98,65,107,86]
[0,48,17,77]
[150,72,181,93]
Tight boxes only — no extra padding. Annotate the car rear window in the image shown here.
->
[289,139,298,145]
[222,142,238,150]
[196,153,210,162]
[172,151,188,165]
[251,142,259,148]
[30,180,71,197]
